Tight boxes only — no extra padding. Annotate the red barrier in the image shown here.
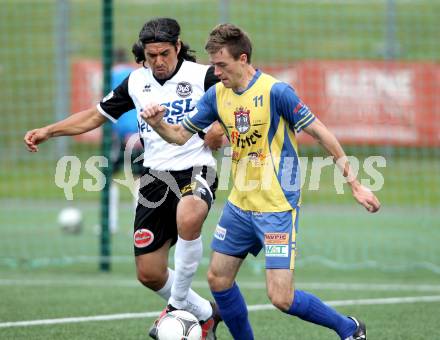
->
[265,61,440,146]
[71,59,103,143]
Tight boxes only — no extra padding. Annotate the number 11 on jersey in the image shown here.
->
[253,95,263,107]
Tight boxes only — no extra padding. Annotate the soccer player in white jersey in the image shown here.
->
[24,18,223,340]
[141,24,381,340]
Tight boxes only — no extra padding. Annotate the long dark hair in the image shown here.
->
[132,17,196,65]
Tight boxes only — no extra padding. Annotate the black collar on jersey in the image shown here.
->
[153,58,184,86]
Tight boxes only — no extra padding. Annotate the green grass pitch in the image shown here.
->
[0,0,439,339]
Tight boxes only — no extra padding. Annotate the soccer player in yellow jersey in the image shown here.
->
[141,23,380,340]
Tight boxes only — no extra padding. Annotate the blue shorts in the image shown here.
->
[211,201,299,269]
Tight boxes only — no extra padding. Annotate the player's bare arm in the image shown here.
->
[204,121,227,151]
[24,107,106,152]
[140,103,193,145]
[303,118,381,213]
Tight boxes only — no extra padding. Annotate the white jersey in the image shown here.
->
[97,60,218,171]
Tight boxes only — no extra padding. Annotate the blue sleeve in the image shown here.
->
[182,85,218,133]
[111,68,138,137]
[271,82,315,133]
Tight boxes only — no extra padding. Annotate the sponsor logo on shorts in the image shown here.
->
[264,232,289,244]
[181,182,196,195]
[265,244,289,257]
[214,225,226,241]
[197,187,206,195]
[134,228,154,248]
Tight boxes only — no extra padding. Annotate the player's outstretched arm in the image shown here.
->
[140,103,193,145]
[303,118,381,213]
[24,106,106,152]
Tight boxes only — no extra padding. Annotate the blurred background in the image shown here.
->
[1,1,439,339]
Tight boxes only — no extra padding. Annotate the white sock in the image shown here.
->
[156,268,212,321]
[156,268,175,301]
[169,236,203,308]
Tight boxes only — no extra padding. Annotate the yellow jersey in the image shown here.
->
[183,70,315,212]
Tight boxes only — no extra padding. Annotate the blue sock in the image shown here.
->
[286,290,356,339]
[211,282,254,340]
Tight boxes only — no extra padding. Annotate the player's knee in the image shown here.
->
[177,216,204,240]
[207,267,233,292]
[177,199,207,230]
[136,268,166,291]
[178,211,204,230]
[207,268,219,290]
[268,292,292,312]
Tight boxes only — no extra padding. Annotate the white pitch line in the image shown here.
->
[1,295,440,329]
[0,312,159,328]
[247,295,440,312]
[1,279,440,292]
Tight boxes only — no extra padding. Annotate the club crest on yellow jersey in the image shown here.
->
[234,106,251,133]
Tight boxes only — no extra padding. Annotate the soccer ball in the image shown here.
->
[157,310,202,340]
[57,207,83,234]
